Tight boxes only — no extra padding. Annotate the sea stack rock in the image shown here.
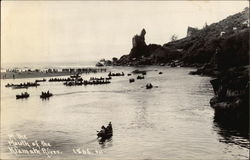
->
[130,28,148,58]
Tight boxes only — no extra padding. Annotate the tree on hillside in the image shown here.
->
[170,34,178,42]
[203,22,208,29]
[112,57,118,62]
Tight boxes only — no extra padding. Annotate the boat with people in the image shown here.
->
[146,83,153,89]
[70,74,81,79]
[16,92,30,99]
[63,78,111,86]
[49,77,75,82]
[137,75,144,79]
[5,83,14,88]
[35,79,46,83]
[6,82,40,89]
[13,85,29,89]
[129,78,135,83]
[40,91,53,99]
[97,122,113,140]
[13,82,40,89]
[132,69,147,75]
[108,72,125,77]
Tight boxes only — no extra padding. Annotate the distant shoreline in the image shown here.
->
[1,72,76,80]
[1,67,107,80]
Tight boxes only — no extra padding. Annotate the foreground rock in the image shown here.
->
[209,66,249,128]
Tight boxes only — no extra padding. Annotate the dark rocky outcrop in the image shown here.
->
[209,66,249,128]
[130,28,148,58]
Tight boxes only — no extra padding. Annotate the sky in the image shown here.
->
[1,1,249,64]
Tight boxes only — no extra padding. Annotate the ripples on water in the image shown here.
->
[1,66,249,160]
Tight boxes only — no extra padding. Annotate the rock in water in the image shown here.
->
[130,29,148,58]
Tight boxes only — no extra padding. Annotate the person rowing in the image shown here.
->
[106,122,113,133]
[97,122,113,139]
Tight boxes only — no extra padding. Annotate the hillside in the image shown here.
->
[114,7,249,67]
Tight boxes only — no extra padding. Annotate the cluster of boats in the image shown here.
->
[126,70,155,89]
[9,70,157,101]
[63,79,111,86]
[5,82,40,89]
[62,74,112,86]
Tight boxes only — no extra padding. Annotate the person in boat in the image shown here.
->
[100,126,106,134]
[47,90,50,95]
[106,122,113,133]
[146,83,153,88]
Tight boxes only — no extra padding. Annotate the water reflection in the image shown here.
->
[99,138,113,148]
[213,117,250,149]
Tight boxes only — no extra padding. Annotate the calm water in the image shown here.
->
[1,66,249,160]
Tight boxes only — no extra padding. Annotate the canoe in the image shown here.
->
[40,93,53,99]
[16,93,29,99]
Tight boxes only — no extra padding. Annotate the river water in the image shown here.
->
[1,66,249,160]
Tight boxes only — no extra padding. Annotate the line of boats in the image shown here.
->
[49,77,82,82]
[9,70,157,100]
[63,80,111,86]
[108,72,125,76]
[5,82,40,89]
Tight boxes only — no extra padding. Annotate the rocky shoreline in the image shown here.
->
[97,8,249,129]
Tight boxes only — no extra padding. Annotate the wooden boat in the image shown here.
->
[35,79,46,83]
[40,92,53,99]
[129,78,135,83]
[146,83,153,89]
[12,82,40,89]
[97,131,113,139]
[12,85,29,89]
[137,75,144,80]
[108,72,124,77]
[5,83,14,88]
[97,123,113,141]
[16,92,29,99]
[132,70,146,75]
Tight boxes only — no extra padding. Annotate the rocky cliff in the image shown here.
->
[116,7,249,67]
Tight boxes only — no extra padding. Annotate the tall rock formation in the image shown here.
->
[129,29,148,58]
